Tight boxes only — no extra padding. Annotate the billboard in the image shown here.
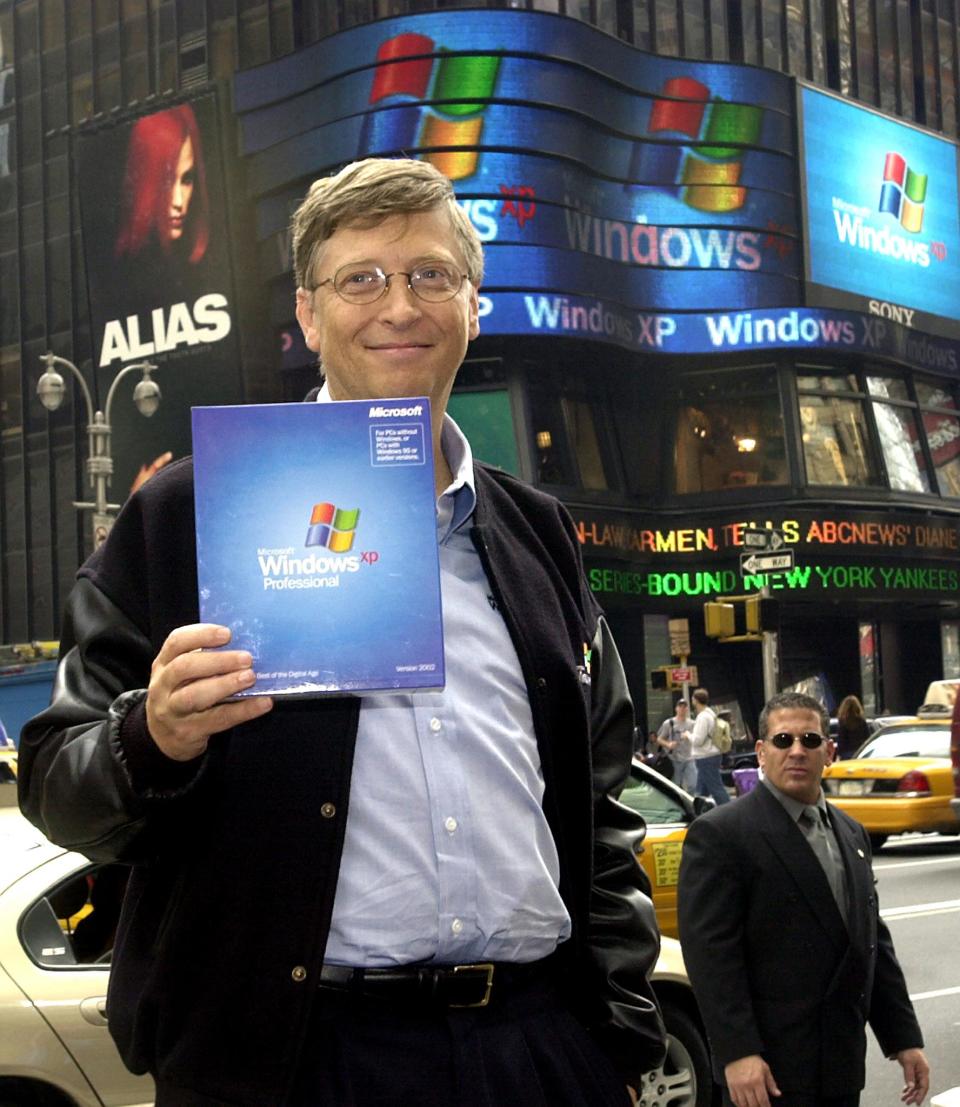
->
[233,9,801,347]
[799,84,960,340]
[76,93,244,497]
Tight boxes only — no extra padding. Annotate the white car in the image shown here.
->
[0,806,713,1107]
[0,808,153,1107]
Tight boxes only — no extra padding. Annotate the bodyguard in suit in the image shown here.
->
[678,690,929,1107]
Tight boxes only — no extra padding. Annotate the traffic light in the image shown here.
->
[650,668,668,690]
[703,602,735,638]
[745,596,780,633]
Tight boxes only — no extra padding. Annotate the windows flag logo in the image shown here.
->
[878,152,927,233]
[358,33,501,181]
[629,77,762,212]
[305,502,360,553]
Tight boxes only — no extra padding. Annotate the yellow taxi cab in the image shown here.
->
[619,759,713,936]
[822,707,959,849]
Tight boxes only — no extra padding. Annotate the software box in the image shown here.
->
[192,398,443,697]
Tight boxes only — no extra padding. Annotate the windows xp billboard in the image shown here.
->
[799,83,960,340]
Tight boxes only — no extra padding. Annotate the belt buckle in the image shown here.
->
[449,962,495,1008]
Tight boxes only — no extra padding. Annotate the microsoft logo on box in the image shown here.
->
[305,502,360,553]
[630,77,762,213]
[358,33,501,181]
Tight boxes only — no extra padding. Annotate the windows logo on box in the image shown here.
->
[305,502,360,553]
[878,152,927,234]
[358,33,501,181]
[629,77,762,212]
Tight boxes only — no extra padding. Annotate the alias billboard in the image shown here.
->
[799,84,960,340]
[76,93,244,497]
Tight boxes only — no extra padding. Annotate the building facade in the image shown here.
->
[3,0,960,735]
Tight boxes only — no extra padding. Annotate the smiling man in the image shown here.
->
[678,690,929,1107]
[19,158,664,1106]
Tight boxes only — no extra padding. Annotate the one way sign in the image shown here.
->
[740,550,795,574]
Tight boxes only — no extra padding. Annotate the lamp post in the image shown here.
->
[37,352,161,548]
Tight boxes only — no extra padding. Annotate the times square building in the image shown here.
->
[3,0,960,735]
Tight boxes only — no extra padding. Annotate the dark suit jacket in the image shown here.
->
[678,781,922,1097]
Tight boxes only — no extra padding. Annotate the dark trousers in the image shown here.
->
[290,979,632,1107]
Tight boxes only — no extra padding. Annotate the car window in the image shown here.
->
[857,727,949,759]
[20,864,129,968]
[620,773,689,824]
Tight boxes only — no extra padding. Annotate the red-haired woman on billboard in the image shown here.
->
[114,103,210,266]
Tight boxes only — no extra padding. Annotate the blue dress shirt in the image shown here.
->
[317,386,572,967]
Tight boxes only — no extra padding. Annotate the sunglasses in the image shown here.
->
[767,731,826,749]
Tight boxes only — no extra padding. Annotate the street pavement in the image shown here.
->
[863,833,960,1105]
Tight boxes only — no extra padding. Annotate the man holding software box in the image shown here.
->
[19,158,664,1106]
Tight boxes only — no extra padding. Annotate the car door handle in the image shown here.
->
[80,997,108,1026]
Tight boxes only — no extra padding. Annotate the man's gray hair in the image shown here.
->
[290,157,484,290]
[758,691,829,740]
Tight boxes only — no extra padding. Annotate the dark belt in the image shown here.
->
[317,959,551,1009]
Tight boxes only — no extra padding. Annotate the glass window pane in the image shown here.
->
[596,0,618,34]
[923,411,960,495]
[683,0,706,55]
[873,402,931,491]
[799,397,879,486]
[866,375,910,400]
[897,0,915,118]
[915,378,958,409]
[761,0,782,68]
[808,0,827,82]
[797,371,860,392]
[563,397,609,491]
[939,6,956,134]
[656,0,681,54]
[710,0,728,58]
[878,0,898,112]
[675,394,787,493]
[446,390,519,475]
[855,0,877,102]
[529,390,576,487]
[786,0,806,74]
[632,0,653,48]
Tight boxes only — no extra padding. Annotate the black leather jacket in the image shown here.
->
[19,456,665,1104]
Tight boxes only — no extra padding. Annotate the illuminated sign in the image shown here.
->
[799,84,960,340]
[587,562,960,600]
[482,296,960,371]
[633,76,763,213]
[359,33,502,181]
[233,9,799,328]
[572,509,960,562]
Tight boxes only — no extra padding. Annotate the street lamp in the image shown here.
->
[37,352,160,548]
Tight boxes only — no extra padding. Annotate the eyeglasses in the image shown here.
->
[767,731,826,750]
[312,263,469,304]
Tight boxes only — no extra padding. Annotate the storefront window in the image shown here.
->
[867,376,930,492]
[797,369,880,488]
[915,378,960,497]
[799,367,960,496]
[859,622,878,716]
[528,377,618,491]
[943,621,960,679]
[799,396,878,486]
[674,369,787,494]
